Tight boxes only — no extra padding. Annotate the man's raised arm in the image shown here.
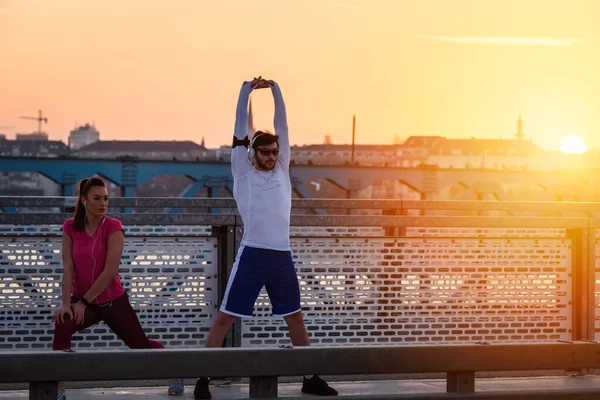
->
[270,82,290,169]
[231,81,253,178]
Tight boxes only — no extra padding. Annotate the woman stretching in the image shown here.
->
[52,177,184,399]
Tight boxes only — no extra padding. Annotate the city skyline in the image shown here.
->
[2,0,599,150]
[2,117,598,154]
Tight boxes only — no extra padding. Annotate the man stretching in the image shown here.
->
[193,77,338,398]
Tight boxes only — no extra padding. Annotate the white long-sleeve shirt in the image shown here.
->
[231,82,291,251]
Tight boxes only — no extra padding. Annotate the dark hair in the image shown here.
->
[72,177,106,231]
[252,131,279,149]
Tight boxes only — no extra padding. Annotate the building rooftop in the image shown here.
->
[403,136,445,147]
[78,140,206,152]
[0,139,69,157]
[292,143,402,151]
[431,137,543,156]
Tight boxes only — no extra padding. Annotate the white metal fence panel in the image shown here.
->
[242,237,572,346]
[0,235,218,351]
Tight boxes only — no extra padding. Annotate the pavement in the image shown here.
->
[3,375,600,399]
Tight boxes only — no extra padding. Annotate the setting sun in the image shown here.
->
[560,136,586,154]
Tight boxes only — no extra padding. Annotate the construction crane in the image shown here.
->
[19,109,48,133]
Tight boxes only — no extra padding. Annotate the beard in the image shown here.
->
[255,158,276,171]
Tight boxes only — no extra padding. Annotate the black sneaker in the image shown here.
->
[193,377,212,399]
[302,375,338,396]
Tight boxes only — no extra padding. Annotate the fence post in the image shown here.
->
[217,222,244,383]
[249,376,278,398]
[213,224,236,348]
[567,227,595,344]
[29,382,57,400]
[212,222,239,383]
[447,371,475,393]
[581,227,596,343]
[382,208,403,236]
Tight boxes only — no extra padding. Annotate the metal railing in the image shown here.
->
[1,197,598,352]
[2,342,599,399]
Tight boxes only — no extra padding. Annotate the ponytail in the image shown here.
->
[72,177,105,231]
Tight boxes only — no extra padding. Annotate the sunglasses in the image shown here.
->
[257,148,280,156]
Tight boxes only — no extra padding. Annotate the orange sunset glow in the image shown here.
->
[1,0,599,149]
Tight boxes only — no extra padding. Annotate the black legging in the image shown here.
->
[52,292,163,350]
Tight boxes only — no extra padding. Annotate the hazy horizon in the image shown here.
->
[2,0,599,151]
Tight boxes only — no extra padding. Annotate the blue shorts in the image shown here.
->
[220,246,301,318]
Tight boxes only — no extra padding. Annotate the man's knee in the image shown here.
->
[283,311,305,326]
[213,312,236,329]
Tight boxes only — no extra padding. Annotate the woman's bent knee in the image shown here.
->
[52,320,76,351]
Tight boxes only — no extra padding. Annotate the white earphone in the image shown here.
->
[86,217,111,307]
[247,132,267,163]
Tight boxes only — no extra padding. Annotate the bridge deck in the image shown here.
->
[3,376,600,399]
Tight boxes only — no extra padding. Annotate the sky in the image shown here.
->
[1,0,599,150]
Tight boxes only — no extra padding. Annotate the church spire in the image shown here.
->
[515,111,524,140]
